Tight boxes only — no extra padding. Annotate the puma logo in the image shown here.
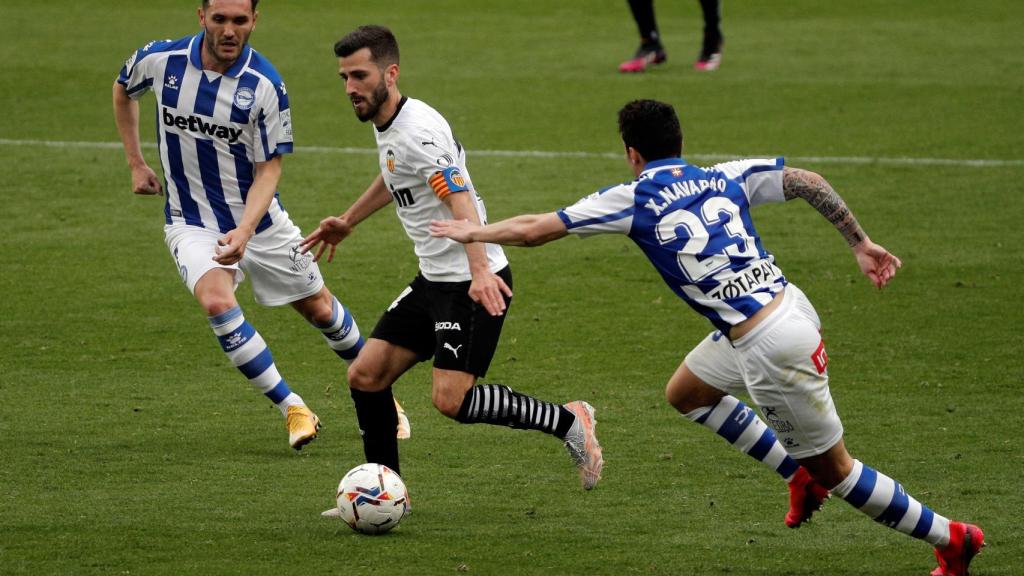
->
[443,342,463,358]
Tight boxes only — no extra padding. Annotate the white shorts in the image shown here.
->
[684,284,843,459]
[164,219,325,307]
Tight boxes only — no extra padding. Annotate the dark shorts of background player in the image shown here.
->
[370,266,513,377]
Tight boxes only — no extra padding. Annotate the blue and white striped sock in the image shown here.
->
[210,306,302,416]
[684,395,800,481]
[314,297,364,364]
[831,459,951,547]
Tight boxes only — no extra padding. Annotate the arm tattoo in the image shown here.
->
[782,167,865,247]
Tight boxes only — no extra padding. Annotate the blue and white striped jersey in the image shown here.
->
[116,32,293,234]
[557,157,788,333]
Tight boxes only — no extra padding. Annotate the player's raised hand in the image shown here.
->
[213,228,252,265]
[853,239,902,289]
[429,219,477,243]
[468,271,513,316]
[300,216,353,263]
[131,163,163,196]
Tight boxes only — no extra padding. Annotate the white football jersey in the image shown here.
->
[373,97,508,282]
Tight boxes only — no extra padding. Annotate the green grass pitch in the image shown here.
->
[1,1,1022,574]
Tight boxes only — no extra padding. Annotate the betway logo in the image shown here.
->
[162,107,242,143]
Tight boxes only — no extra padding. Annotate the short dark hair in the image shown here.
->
[334,25,400,67]
[202,0,259,10]
[617,99,683,161]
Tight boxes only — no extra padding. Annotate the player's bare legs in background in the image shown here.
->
[289,285,336,326]
[194,268,321,449]
[194,267,240,317]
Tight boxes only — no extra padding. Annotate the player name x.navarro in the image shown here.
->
[162,107,243,143]
[645,177,728,216]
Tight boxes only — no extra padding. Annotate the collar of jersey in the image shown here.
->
[376,96,409,133]
[640,157,686,176]
[189,31,252,78]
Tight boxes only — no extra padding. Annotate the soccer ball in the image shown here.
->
[335,463,409,535]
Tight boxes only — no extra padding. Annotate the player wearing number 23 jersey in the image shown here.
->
[431,100,983,576]
[557,157,785,335]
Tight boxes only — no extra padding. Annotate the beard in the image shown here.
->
[204,29,247,67]
[353,78,389,122]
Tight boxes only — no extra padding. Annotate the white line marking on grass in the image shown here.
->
[2,138,1022,168]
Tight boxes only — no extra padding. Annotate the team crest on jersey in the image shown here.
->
[233,87,256,110]
[386,149,396,173]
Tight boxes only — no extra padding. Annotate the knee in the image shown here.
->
[298,289,336,326]
[347,361,378,392]
[666,377,723,414]
[201,296,237,318]
[432,387,464,419]
[665,381,689,412]
[194,271,238,317]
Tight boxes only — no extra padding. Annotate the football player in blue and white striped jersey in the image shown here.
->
[431,100,984,576]
[112,0,410,450]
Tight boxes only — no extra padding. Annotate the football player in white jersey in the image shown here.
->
[112,0,409,450]
[301,25,603,492]
[431,100,984,576]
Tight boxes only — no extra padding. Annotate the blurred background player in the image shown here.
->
[431,100,985,576]
[619,0,724,72]
[112,0,408,450]
[302,25,602,494]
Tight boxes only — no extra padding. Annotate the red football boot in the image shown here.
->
[785,467,830,528]
[931,522,985,576]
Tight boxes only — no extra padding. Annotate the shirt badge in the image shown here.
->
[233,86,255,110]
[386,149,396,173]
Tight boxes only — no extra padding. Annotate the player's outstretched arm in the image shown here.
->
[442,191,514,316]
[430,212,568,247]
[300,174,392,263]
[112,81,162,196]
[782,167,902,289]
[851,239,902,289]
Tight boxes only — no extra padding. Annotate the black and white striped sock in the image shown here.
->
[456,384,574,439]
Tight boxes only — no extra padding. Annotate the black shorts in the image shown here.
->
[370,266,513,377]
